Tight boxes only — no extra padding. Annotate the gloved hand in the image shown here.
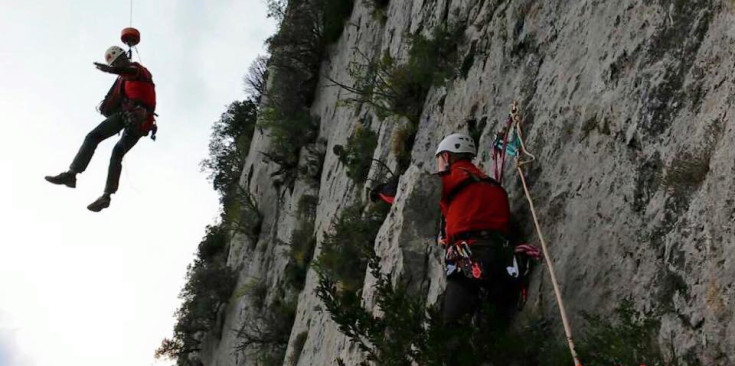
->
[94,62,113,73]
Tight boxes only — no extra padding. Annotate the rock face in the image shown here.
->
[200,1,735,365]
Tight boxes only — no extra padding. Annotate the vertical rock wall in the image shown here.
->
[201,1,735,365]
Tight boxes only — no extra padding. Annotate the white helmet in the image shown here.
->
[104,46,126,66]
[435,133,476,156]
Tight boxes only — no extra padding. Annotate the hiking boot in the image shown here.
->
[45,171,76,188]
[87,194,111,212]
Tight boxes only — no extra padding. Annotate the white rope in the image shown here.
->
[511,101,580,366]
[134,46,143,63]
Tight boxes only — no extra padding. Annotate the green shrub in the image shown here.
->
[318,251,667,365]
[334,126,379,184]
[201,99,258,200]
[320,0,355,43]
[155,225,237,365]
[234,294,297,364]
[576,300,666,365]
[283,195,319,290]
[244,55,270,103]
[222,187,262,243]
[318,254,569,365]
[297,194,319,219]
[259,104,320,190]
[285,231,316,290]
[327,25,462,174]
[332,25,463,124]
[196,225,229,262]
[299,140,327,187]
[259,0,354,187]
[662,150,711,196]
[284,197,319,290]
[249,278,269,310]
[315,202,389,292]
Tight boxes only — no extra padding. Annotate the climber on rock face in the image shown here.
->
[45,45,157,212]
[435,133,519,326]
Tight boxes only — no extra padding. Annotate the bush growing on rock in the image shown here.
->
[315,202,389,292]
[201,99,258,202]
[576,299,666,365]
[234,289,297,365]
[331,25,463,124]
[284,195,319,290]
[259,105,320,190]
[155,225,237,365]
[259,0,355,188]
[333,125,379,185]
[243,55,270,103]
[222,187,262,243]
[299,140,328,187]
[319,255,670,366]
[662,149,711,197]
[328,24,462,173]
[313,210,669,366]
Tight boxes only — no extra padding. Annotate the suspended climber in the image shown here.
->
[45,28,157,212]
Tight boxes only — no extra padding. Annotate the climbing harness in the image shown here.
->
[496,101,581,366]
[444,230,540,309]
[445,240,481,278]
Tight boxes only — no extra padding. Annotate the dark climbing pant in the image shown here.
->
[69,113,141,194]
[441,238,521,365]
[442,239,519,326]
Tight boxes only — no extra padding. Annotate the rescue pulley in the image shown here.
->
[121,27,140,47]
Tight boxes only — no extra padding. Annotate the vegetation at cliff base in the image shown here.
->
[155,225,237,365]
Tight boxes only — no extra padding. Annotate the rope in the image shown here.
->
[511,101,580,366]
[512,117,535,168]
[123,154,142,196]
[129,0,133,27]
[517,167,580,366]
[134,46,143,63]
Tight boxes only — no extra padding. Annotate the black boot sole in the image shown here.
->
[87,201,110,212]
[44,176,76,188]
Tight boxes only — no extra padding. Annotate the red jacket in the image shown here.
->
[439,160,510,242]
[99,62,156,131]
[122,62,156,110]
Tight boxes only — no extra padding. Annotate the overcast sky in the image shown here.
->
[0,1,275,365]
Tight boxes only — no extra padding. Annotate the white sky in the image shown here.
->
[0,1,275,365]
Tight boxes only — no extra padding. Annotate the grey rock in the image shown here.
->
[198,1,735,365]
